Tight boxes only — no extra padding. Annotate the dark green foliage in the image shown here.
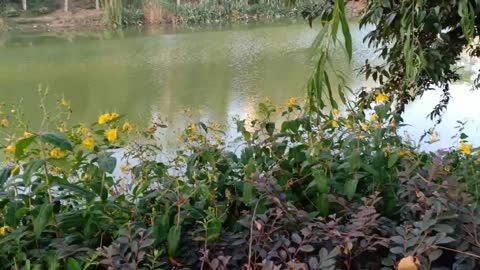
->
[303,0,480,121]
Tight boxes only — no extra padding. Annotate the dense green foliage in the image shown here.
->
[0,92,480,269]
[1,0,480,269]
[303,0,480,120]
[0,0,309,26]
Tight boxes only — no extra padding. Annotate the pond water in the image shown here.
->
[0,22,479,150]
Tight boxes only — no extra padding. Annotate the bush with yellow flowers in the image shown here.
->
[0,94,479,270]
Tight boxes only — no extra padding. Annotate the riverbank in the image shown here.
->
[1,0,365,32]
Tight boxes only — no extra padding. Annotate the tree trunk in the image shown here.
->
[96,0,100,10]
[176,0,180,6]
[64,0,68,12]
[22,0,27,11]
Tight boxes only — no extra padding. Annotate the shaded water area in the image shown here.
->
[0,22,479,149]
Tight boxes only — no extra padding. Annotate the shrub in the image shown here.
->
[0,93,479,269]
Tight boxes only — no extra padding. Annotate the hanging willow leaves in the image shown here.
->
[302,0,352,111]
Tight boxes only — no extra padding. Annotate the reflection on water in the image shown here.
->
[0,22,479,149]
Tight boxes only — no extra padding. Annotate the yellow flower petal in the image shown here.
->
[287,97,298,109]
[375,93,389,103]
[50,148,66,159]
[331,120,339,128]
[12,165,20,176]
[5,144,15,154]
[23,131,33,138]
[360,122,368,131]
[0,225,12,236]
[459,142,473,155]
[105,128,118,143]
[1,119,8,128]
[122,122,133,132]
[61,98,70,108]
[98,113,119,125]
[82,137,95,151]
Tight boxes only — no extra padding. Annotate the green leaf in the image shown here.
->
[344,179,358,200]
[167,225,181,257]
[15,136,37,160]
[40,133,73,151]
[315,193,329,217]
[98,155,116,174]
[331,4,340,42]
[388,153,399,168]
[6,201,22,227]
[57,183,96,201]
[314,171,329,194]
[389,247,403,254]
[33,203,53,239]
[339,8,352,60]
[243,181,253,205]
[0,166,13,186]
[206,218,222,242]
[348,151,360,170]
[265,122,275,136]
[154,210,171,243]
[22,160,45,186]
[66,258,81,270]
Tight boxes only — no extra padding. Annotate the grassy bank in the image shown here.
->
[0,92,479,269]
[0,0,364,31]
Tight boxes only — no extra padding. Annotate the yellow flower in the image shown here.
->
[23,131,33,138]
[1,119,8,127]
[188,123,197,134]
[109,113,119,121]
[375,93,389,103]
[11,165,20,176]
[370,113,379,122]
[345,121,352,129]
[80,127,90,136]
[332,109,340,117]
[399,150,412,157]
[5,144,15,154]
[398,256,418,270]
[98,114,109,125]
[360,122,369,131]
[459,142,473,155]
[50,148,66,159]
[57,122,68,133]
[287,97,298,109]
[52,166,62,174]
[122,122,133,132]
[384,144,392,156]
[82,137,95,151]
[374,122,382,129]
[105,128,118,143]
[120,163,129,173]
[331,120,339,128]
[98,113,119,125]
[428,135,440,144]
[61,98,70,108]
[0,226,12,236]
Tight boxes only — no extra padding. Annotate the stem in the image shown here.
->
[247,199,261,269]
[431,245,480,259]
[40,143,60,238]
